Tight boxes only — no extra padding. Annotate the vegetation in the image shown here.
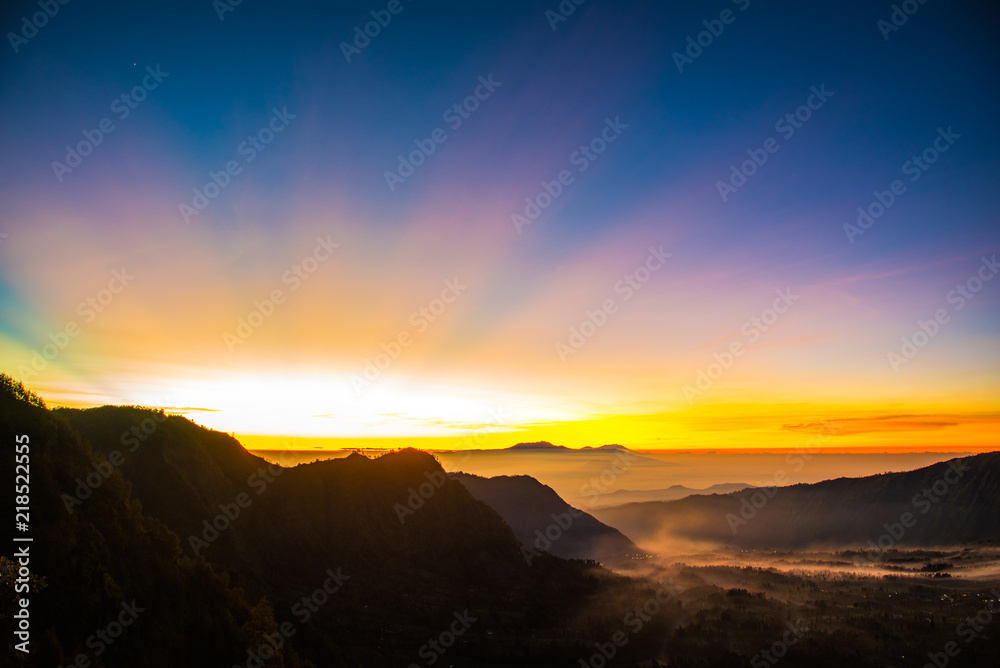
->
[0,374,309,667]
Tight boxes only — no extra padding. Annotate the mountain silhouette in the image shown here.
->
[505,441,569,450]
[592,453,1000,551]
[0,376,304,667]
[2,382,640,666]
[587,483,754,508]
[7,374,999,667]
[450,472,641,564]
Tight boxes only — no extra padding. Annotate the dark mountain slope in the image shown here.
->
[59,406,556,585]
[587,483,754,508]
[592,453,1000,550]
[451,471,641,564]
[58,406,275,579]
[54,403,617,665]
[0,376,301,668]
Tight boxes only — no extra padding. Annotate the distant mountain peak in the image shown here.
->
[584,444,634,452]
[506,441,636,453]
[507,441,568,450]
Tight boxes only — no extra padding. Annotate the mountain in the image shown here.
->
[505,441,569,450]
[6,375,1000,667]
[587,483,755,509]
[19,391,637,666]
[0,377,296,667]
[504,442,637,453]
[450,472,641,564]
[434,442,678,511]
[592,453,1000,551]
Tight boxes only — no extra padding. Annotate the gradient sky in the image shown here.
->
[1,0,998,451]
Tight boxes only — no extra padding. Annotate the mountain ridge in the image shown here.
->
[591,452,1000,551]
[587,483,756,508]
[450,471,641,565]
[46,400,626,665]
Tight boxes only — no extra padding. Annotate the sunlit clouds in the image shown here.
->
[1,1,997,451]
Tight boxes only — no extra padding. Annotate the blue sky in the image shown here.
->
[1,0,998,449]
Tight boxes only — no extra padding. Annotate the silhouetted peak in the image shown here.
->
[578,443,634,452]
[508,441,567,450]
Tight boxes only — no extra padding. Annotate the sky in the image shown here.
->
[1,0,998,452]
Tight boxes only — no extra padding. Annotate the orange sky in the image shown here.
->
[2,219,997,454]
[2,0,998,457]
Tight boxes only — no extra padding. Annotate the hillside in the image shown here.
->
[44,399,622,665]
[0,377,301,667]
[587,483,754,509]
[592,453,1000,551]
[451,471,641,564]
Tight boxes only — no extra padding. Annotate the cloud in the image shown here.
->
[780,414,989,436]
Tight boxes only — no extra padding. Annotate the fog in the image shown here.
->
[253,448,966,510]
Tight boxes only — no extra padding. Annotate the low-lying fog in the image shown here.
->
[254,448,967,510]
[618,546,1000,582]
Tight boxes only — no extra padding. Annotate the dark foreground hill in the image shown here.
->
[592,453,1000,551]
[2,377,668,667]
[0,377,293,667]
[451,471,641,565]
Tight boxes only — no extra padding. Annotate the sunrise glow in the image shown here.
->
[1,0,997,454]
